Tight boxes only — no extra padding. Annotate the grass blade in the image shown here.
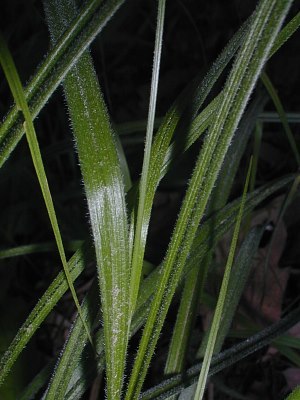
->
[141,304,300,400]
[194,158,252,400]
[18,362,55,400]
[0,172,292,392]
[0,243,92,386]
[129,0,166,317]
[0,0,126,168]
[269,12,300,57]
[212,226,265,354]
[45,175,294,399]
[44,280,100,399]
[0,241,82,259]
[125,2,293,398]
[0,6,298,173]
[285,386,300,400]
[165,95,266,375]
[261,71,300,166]
[44,1,131,398]
[0,35,93,345]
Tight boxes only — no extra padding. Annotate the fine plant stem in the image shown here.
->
[0,34,94,347]
[261,71,300,166]
[193,158,252,400]
[250,121,262,193]
[129,0,166,317]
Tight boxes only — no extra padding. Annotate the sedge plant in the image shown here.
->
[0,0,300,399]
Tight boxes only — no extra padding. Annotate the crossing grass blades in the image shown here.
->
[0,0,300,399]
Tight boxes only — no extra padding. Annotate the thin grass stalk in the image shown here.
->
[140,304,300,400]
[261,71,300,166]
[165,94,266,375]
[210,225,265,355]
[44,280,100,399]
[0,35,93,345]
[129,0,166,316]
[193,158,252,400]
[0,241,82,259]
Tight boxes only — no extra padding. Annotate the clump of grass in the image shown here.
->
[0,1,299,399]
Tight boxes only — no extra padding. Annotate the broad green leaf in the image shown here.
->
[62,176,294,399]
[0,35,93,345]
[285,386,300,400]
[126,2,293,398]
[39,176,293,399]
[0,120,293,396]
[45,0,130,398]
[0,0,126,168]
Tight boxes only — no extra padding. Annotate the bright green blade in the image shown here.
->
[0,35,93,346]
[285,386,300,400]
[45,0,131,398]
[129,0,166,317]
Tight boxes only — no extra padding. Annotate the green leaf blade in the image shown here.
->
[44,1,131,398]
[0,34,93,346]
